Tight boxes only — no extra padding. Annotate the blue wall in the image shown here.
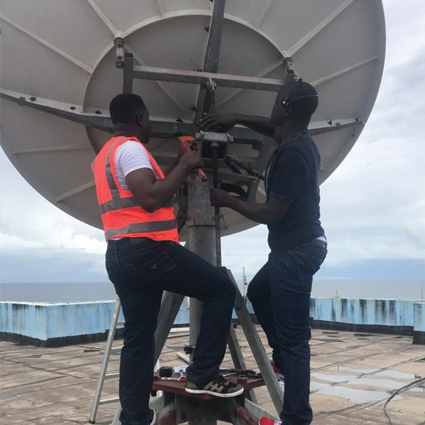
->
[1,298,423,344]
[414,302,425,332]
[310,298,415,328]
[0,299,189,342]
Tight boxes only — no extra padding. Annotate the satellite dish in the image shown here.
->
[0,0,385,237]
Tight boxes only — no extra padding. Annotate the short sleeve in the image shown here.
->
[116,141,154,177]
[268,148,309,202]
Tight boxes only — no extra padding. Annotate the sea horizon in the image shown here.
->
[1,279,424,303]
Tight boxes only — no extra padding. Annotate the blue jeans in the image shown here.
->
[105,238,236,425]
[247,241,327,425]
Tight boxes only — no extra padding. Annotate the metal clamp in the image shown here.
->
[114,37,125,69]
[196,131,234,144]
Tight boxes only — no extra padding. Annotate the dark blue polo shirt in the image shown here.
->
[265,130,325,251]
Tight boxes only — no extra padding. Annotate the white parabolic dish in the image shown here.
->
[0,0,386,237]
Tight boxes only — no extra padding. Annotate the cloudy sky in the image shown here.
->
[1,0,424,286]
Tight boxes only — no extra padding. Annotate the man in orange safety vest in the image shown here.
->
[92,94,243,425]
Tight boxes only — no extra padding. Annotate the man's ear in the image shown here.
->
[283,105,292,117]
[136,113,144,127]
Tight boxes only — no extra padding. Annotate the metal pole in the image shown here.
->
[186,174,217,425]
[243,266,247,299]
[211,143,222,267]
[122,54,134,94]
[194,0,226,124]
[187,175,217,351]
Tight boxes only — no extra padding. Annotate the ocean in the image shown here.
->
[0,280,424,303]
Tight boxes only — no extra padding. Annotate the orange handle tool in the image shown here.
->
[178,136,208,181]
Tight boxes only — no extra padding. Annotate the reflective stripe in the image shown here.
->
[99,195,175,214]
[105,220,177,240]
[105,137,126,199]
[99,197,139,214]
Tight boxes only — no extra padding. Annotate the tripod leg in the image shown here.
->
[154,292,185,362]
[227,325,258,404]
[226,268,284,414]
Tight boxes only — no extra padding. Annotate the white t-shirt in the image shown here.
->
[114,141,159,190]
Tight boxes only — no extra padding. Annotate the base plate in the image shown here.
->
[153,374,265,400]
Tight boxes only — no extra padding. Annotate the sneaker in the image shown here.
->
[185,375,244,398]
[149,408,156,425]
[259,417,282,425]
[271,360,284,382]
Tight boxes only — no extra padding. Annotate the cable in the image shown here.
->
[383,377,425,425]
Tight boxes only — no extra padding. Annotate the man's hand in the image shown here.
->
[210,189,234,208]
[201,113,239,132]
[178,151,203,175]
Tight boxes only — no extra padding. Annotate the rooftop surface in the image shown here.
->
[1,327,424,425]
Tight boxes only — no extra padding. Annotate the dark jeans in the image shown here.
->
[105,238,235,425]
[247,241,327,425]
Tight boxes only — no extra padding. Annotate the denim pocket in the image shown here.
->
[296,246,327,293]
[129,248,178,283]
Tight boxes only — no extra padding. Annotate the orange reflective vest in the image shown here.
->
[92,136,179,243]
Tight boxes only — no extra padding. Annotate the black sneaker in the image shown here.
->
[149,408,156,425]
[185,375,244,398]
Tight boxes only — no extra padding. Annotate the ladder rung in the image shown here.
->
[105,372,119,379]
[117,321,125,326]
[99,397,120,405]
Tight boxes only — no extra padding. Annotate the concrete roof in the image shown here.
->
[1,327,424,424]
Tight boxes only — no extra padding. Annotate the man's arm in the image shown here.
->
[126,151,201,212]
[210,148,307,225]
[210,190,290,226]
[201,113,279,139]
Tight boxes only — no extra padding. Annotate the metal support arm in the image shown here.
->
[132,65,283,92]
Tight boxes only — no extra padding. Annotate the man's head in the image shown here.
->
[109,94,151,142]
[270,81,319,127]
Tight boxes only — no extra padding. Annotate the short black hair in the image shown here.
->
[109,94,147,124]
[286,81,319,121]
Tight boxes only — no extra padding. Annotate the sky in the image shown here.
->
[1,0,424,285]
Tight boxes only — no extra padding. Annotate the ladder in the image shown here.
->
[88,298,123,423]
[88,298,174,423]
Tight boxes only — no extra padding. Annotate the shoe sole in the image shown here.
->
[185,386,244,398]
[150,409,157,425]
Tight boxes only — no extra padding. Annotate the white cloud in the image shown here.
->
[0,231,43,249]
